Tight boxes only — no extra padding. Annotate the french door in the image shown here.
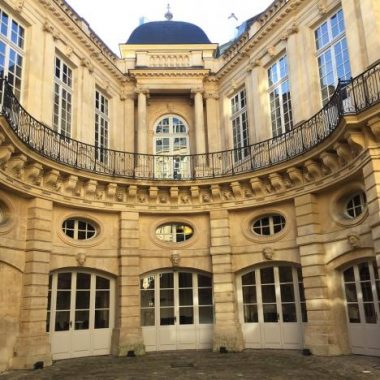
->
[47,271,115,360]
[343,261,380,356]
[238,265,306,349]
[140,271,213,351]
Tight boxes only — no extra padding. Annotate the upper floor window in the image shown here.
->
[345,192,367,219]
[153,115,190,179]
[95,89,109,164]
[315,9,351,105]
[155,223,194,243]
[252,214,286,236]
[53,56,72,138]
[62,218,97,240]
[268,55,293,137]
[231,89,249,162]
[0,8,24,99]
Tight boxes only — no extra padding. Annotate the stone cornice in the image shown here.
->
[129,69,210,79]
[217,0,306,79]
[36,0,126,82]
[0,109,375,213]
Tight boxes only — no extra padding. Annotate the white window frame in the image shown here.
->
[231,88,249,162]
[62,218,97,240]
[345,192,367,219]
[95,89,109,164]
[252,214,286,236]
[0,8,24,99]
[268,55,293,138]
[53,56,73,138]
[155,223,194,243]
[153,115,190,179]
[315,8,351,105]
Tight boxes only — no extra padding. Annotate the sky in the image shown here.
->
[65,0,273,55]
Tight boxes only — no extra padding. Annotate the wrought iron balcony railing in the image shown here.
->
[0,63,379,181]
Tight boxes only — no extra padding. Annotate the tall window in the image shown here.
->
[154,115,190,179]
[315,9,351,105]
[95,89,109,163]
[53,57,72,138]
[0,8,24,98]
[231,89,249,162]
[268,55,293,137]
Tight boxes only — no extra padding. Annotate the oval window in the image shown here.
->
[345,192,367,219]
[155,223,193,243]
[62,218,97,240]
[252,215,285,236]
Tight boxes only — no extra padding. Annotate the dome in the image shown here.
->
[126,21,211,44]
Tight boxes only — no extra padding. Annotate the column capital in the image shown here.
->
[204,92,219,100]
[191,87,204,95]
[135,87,149,96]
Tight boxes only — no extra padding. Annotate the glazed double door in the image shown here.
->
[343,262,380,356]
[47,271,114,360]
[239,265,306,349]
[141,271,214,351]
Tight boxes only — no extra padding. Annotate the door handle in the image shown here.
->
[277,313,280,322]
[69,320,73,328]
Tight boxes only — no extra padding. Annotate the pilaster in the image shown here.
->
[11,198,53,369]
[193,89,206,154]
[210,210,244,352]
[113,211,144,356]
[295,194,347,355]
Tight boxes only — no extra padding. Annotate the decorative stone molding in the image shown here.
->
[250,177,266,197]
[267,46,276,58]
[344,130,366,153]
[367,117,380,140]
[347,234,360,248]
[320,152,340,173]
[318,0,328,15]
[76,252,86,266]
[287,167,304,186]
[81,57,94,74]
[84,180,98,197]
[170,251,181,268]
[170,187,179,202]
[106,183,117,198]
[231,182,242,199]
[44,169,60,189]
[7,154,27,178]
[64,175,78,193]
[0,145,15,167]
[15,0,25,13]
[211,185,221,202]
[304,160,323,181]
[149,187,158,201]
[269,173,286,192]
[333,142,353,165]
[263,247,275,260]
[24,163,43,185]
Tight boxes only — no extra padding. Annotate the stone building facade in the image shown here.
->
[0,0,380,371]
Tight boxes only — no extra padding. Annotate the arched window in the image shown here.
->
[153,115,190,179]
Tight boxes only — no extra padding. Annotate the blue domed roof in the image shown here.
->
[127,21,211,44]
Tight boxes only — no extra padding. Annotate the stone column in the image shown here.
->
[123,92,135,153]
[210,210,244,352]
[244,68,255,144]
[250,61,271,142]
[363,152,380,274]
[112,211,144,356]
[192,89,206,154]
[342,0,380,73]
[136,88,148,154]
[205,92,221,153]
[295,194,348,355]
[287,25,320,122]
[11,198,53,369]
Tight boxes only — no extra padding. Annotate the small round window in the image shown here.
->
[252,215,285,236]
[62,218,97,240]
[345,192,367,219]
[156,223,193,243]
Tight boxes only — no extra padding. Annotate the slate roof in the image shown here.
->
[126,21,211,44]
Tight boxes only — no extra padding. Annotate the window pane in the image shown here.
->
[263,304,278,322]
[95,310,109,328]
[55,311,70,331]
[279,266,293,283]
[75,310,89,330]
[179,289,193,306]
[198,274,212,287]
[262,285,276,303]
[282,303,297,322]
[76,291,90,309]
[160,307,175,325]
[160,289,174,307]
[261,267,274,284]
[199,306,213,324]
[345,284,358,302]
[199,288,213,305]
[244,304,258,323]
[179,307,193,324]
[96,276,110,290]
[57,273,72,289]
[243,286,257,304]
[77,273,91,289]
[141,309,155,326]
[363,303,376,324]
[141,290,155,307]
[179,272,192,288]
[160,273,173,289]
[347,303,360,323]
[96,290,110,309]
